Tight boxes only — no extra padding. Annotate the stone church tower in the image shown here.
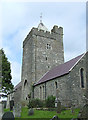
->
[21,22,64,103]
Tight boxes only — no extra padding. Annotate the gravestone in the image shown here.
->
[57,100,61,113]
[71,104,75,114]
[0,102,4,120]
[78,104,88,119]
[2,112,14,120]
[10,100,14,111]
[2,101,7,109]
[50,115,60,120]
[28,108,34,116]
[13,104,21,117]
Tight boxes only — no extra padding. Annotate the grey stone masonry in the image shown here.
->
[21,25,64,102]
[34,52,87,107]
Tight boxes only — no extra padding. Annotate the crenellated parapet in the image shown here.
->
[23,25,63,47]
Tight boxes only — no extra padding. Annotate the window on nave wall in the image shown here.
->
[80,68,85,88]
[24,80,27,87]
[40,86,42,99]
[43,86,45,100]
[55,81,58,89]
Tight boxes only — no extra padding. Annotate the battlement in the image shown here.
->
[51,25,63,34]
[23,25,63,47]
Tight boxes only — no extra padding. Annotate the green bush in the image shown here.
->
[45,95,56,108]
[28,98,44,108]
[48,108,56,111]
[61,105,66,111]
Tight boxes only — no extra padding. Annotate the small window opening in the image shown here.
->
[46,57,47,60]
[55,82,58,89]
[40,86,42,99]
[24,80,27,87]
[80,68,85,88]
[47,44,51,49]
[26,97,27,100]
[43,86,44,99]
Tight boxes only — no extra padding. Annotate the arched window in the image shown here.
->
[43,86,45,100]
[24,80,27,87]
[46,57,47,60]
[40,86,42,99]
[55,82,58,89]
[80,68,84,88]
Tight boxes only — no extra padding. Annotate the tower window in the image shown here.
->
[46,57,47,60]
[47,44,51,49]
[80,68,84,88]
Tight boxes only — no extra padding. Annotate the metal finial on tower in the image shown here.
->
[40,13,42,23]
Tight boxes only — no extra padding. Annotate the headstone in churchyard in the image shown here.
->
[78,104,88,119]
[50,115,60,120]
[0,102,4,120]
[13,104,21,117]
[71,118,77,120]
[28,108,34,116]
[2,112,14,120]
[57,100,61,113]
[71,104,75,114]
[10,100,14,111]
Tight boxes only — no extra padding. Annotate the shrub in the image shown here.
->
[28,98,44,108]
[21,101,26,107]
[61,105,66,111]
[48,108,56,111]
[28,99,33,108]
[45,95,56,108]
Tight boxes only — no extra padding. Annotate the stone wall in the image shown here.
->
[67,53,86,107]
[21,25,64,102]
[21,35,33,101]
[34,53,87,107]
[34,74,70,105]
[14,86,22,106]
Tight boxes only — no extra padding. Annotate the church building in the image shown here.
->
[6,21,87,108]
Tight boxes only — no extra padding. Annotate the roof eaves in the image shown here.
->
[69,53,85,72]
[34,72,69,86]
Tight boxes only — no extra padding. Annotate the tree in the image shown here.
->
[0,49,14,94]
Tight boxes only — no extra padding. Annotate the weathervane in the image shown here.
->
[40,13,42,23]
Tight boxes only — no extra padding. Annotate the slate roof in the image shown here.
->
[14,81,22,90]
[34,53,84,86]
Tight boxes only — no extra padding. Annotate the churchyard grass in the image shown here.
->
[4,108,10,112]
[4,107,80,119]
[20,107,80,119]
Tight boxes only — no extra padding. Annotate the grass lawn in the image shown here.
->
[4,107,80,119]
[20,107,80,119]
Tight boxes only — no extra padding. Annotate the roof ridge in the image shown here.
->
[69,53,85,72]
[34,53,85,86]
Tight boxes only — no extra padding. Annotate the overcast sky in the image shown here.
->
[0,1,86,86]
